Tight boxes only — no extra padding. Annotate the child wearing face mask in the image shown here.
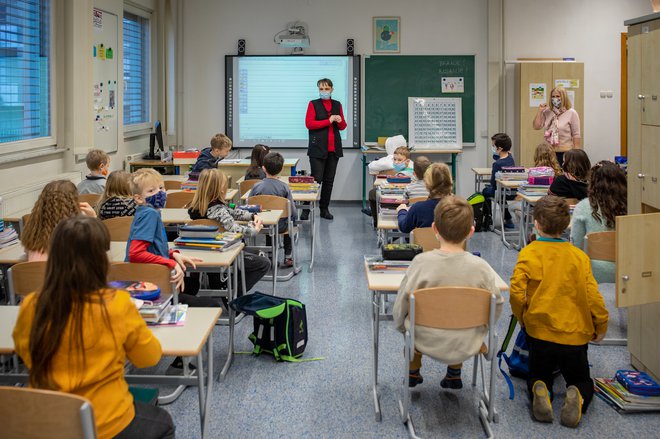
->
[367,141,413,227]
[482,133,515,229]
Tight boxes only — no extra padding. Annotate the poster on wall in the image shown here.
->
[441,77,464,93]
[529,83,546,107]
[555,79,579,89]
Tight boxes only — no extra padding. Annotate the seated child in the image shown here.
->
[396,162,453,233]
[510,195,608,427]
[482,133,515,229]
[367,135,407,174]
[98,170,137,220]
[570,161,627,283]
[403,156,431,200]
[77,149,110,194]
[369,145,414,227]
[245,144,270,180]
[251,152,297,268]
[549,149,590,201]
[188,168,271,294]
[22,180,96,261]
[13,216,175,439]
[533,143,562,176]
[393,195,503,389]
[191,133,232,173]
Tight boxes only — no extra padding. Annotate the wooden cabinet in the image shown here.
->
[514,62,584,167]
[623,12,660,381]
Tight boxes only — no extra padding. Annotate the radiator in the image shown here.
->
[0,172,82,217]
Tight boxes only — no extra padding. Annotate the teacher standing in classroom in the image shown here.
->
[305,78,347,220]
[532,86,581,166]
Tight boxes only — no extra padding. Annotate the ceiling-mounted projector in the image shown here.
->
[275,24,310,48]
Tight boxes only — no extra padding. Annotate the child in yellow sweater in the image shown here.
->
[510,195,608,428]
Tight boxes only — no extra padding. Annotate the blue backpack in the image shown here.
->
[497,315,529,400]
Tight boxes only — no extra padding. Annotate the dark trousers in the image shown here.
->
[526,335,594,413]
[309,153,340,210]
[482,185,512,221]
[115,401,175,439]
[555,151,565,167]
[369,188,378,227]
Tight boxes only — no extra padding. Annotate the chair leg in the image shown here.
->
[399,333,411,423]
[472,355,479,386]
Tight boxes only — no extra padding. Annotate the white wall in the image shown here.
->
[181,0,490,199]
[504,0,651,164]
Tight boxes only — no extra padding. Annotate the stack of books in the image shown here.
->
[517,183,550,197]
[288,176,319,193]
[365,255,411,273]
[0,225,18,249]
[378,185,407,219]
[137,294,174,324]
[495,166,528,181]
[180,180,198,191]
[595,376,660,413]
[174,231,243,252]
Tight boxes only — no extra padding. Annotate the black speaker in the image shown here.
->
[238,39,246,56]
[346,38,354,56]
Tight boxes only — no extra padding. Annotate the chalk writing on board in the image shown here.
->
[408,97,462,150]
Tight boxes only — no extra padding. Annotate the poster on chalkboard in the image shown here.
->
[408,97,462,150]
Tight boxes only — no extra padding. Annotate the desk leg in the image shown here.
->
[362,154,367,210]
[201,331,213,438]
[220,262,237,380]
[240,250,246,297]
[372,289,382,422]
[309,199,316,272]
[197,350,206,430]
[272,225,278,295]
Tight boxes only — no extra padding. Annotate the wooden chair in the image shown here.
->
[584,231,624,346]
[408,197,427,205]
[0,386,97,439]
[108,262,176,302]
[399,287,498,438]
[163,180,182,190]
[101,216,133,241]
[410,227,440,252]
[164,191,194,208]
[78,193,101,207]
[7,261,47,305]
[240,179,260,199]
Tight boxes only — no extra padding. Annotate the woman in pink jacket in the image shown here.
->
[532,86,581,166]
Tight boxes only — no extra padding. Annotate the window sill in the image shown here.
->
[0,146,68,166]
[124,123,152,139]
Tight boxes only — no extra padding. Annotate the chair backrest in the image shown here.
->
[163,180,182,190]
[101,216,134,241]
[164,191,194,208]
[108,262,174,296]
[408,197,427,205]
[584,231,616,262]
[0,386,97,439]
[8,261,48,304]
[186,218,226,232]
[248,194,289,218]
[412,287,492,329]
[410,227,440,252]
[78,193,101,207]
[240,179,260,197]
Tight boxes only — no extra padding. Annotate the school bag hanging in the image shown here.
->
[497,315,530,400]
[467,192,489,232]
[229,292,321,362]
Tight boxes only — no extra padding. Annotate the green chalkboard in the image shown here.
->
[365,55,475,144]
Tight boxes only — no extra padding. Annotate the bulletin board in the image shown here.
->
[92,8,119,153]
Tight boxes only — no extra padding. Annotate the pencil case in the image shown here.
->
[615,370,660,396]
[387,176,411,184]
[382,243,423,261]
[288,176,315,183]
[237,204,262,213]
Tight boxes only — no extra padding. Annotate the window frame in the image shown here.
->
[0,0,58,156]
[122,2,154,136]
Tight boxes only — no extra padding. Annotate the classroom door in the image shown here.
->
[641,20,660,126]
[616,212,660,308]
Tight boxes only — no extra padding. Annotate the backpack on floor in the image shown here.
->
[230,292,314,362]
[497,315,529,400]
[467,192,490,232]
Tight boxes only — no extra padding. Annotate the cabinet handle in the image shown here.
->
[653,177,658,183]
[622,275,629,281]
[637,173,646,179]
[638,94,646,100]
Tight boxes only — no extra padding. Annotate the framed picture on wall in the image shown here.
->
[373,17,400,53]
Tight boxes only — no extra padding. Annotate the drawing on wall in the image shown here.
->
[373,17,400,53]
[529,83,546,107]
[441,77,464,93]
[555,79,579,89]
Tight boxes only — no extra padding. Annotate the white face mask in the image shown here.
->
[551,97,562,108]
[491,146,498,154]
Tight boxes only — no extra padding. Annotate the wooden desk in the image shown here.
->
[494,179,526,249]
[518,193,544,248]
[363,258,508,421]
[0,306,220,439]
[129,160,181,175]
[361,148,460,209]
[219,158,299,187]
[471,167,492,192]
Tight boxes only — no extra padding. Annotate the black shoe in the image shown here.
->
[361,207,373,217]
[320,209,334,220]
[300,210,310,221]
[170,356,196,371]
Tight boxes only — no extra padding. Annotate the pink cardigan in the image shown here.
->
[538,108,581,152]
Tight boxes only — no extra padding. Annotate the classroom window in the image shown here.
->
[123,10,150,126]
[0,0,51,144]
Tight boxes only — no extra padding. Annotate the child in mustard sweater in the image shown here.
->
[510,195,608,428]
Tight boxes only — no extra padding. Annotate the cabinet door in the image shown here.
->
[519,63,553,167]
[641,20,660,126]
[641,125,660,208]
[616,212,660,308]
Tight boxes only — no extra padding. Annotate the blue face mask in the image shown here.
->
[145,190,167,209]
[393,162,406,172]
[319,92,331,100]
